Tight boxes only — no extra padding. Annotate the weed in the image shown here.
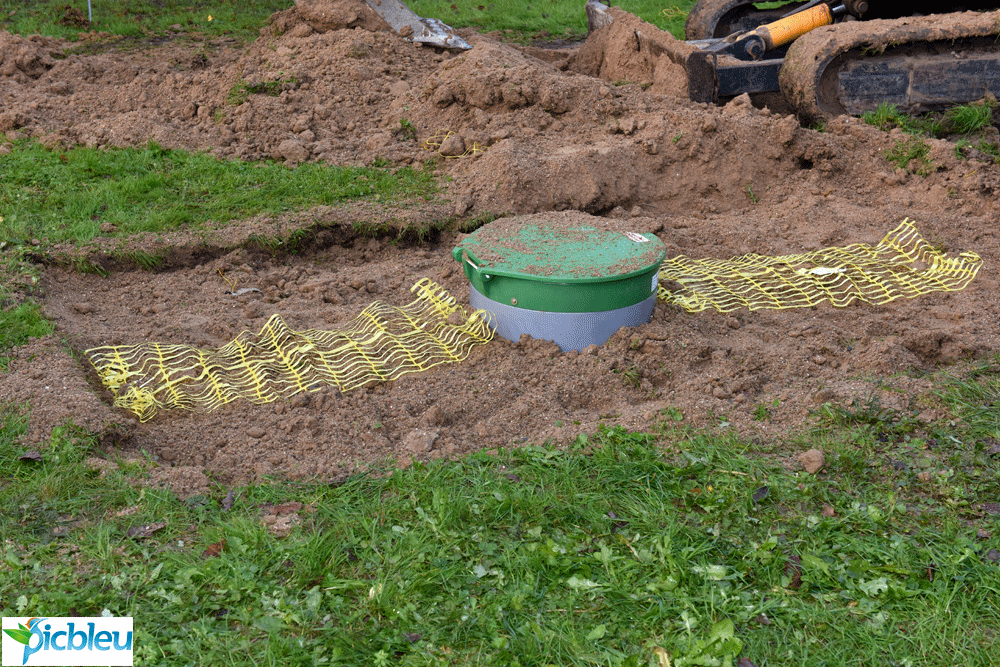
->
[662,406,684,421]
[745,183,759,204]
[396,117,418,142]
[955,138,971,159]
[70,257,110,276]
[246,233,282,253]
[226,76,297,105]
[346,42,370,59]
[617,363,642,389]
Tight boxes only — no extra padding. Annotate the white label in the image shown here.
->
[652,271,660,293]
[808,266,844,276]
[2,617,133,666]
[623,231,649,243]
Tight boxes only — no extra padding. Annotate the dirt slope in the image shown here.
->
[2,1,999,494]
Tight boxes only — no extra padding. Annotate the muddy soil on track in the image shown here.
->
[3,2,1000,494]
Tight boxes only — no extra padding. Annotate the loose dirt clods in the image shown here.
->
[2,0,1000,494]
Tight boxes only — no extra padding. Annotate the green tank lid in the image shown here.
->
[452,214,666,313]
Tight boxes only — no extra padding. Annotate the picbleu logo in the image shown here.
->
[1,617,132,666]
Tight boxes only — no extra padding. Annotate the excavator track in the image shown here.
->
[780,10,1000,123]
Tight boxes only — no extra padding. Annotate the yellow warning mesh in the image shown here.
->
[422,129,486,158]
[86,279,493,422]
[657,219,982,313]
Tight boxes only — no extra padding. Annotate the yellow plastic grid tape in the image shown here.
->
[657,219,982,313]
[87,279,494,422]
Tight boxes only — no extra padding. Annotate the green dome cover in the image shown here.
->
[452,214,666,313]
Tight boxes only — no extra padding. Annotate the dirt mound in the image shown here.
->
[3,1,1000,493]
[1,2,906,217]
[275,0,391,34]
[0,31,61,80]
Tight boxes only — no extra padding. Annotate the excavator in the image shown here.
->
[368,0,1000,123]
[586,0,1000,122]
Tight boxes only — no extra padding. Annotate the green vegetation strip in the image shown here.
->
[0,140,438,244]
[862,101,1000,173]
[3,362,999,666]
[1,0,698,42]
[0,0,288,43]
[411,0,696,39]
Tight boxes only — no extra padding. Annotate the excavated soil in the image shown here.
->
[3,2,1000,495]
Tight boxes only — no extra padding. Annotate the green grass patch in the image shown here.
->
[409,0,697,40]
[0,0,291,42]
[226,76,299,106]
[0,140,439,245]
[942,102,996,135]
[1,0,699,42]
[885,136,934,176]
[861,102,942,136]
[0,302,53,370]
[863,101,998,139]
[863,101,999,167]
[2,383,998,666]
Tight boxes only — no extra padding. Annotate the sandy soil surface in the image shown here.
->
[2,2,1000,496]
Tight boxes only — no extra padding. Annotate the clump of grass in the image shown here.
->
[0,139,439,245]
[885,136,934,175]
[862,102,942,135]
[0,302,53,369]
[226,76,299,106]
[941,101,996,135]
[975,138,1000,160]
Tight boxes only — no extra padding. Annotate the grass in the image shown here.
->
[885,137,934,176]
[0,302,54,370]
[862,101,999,171]
[226,77,299,106]
[0,0,699,42]
[863,101,997,138]
[0,139,439,245]
[411,0,698,40]
[2,380,998,666]
[0,0,291,43]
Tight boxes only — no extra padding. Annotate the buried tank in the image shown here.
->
[452,212,666,352]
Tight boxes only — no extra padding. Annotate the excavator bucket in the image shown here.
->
[364,0,472,50]
[584,0,824,106]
